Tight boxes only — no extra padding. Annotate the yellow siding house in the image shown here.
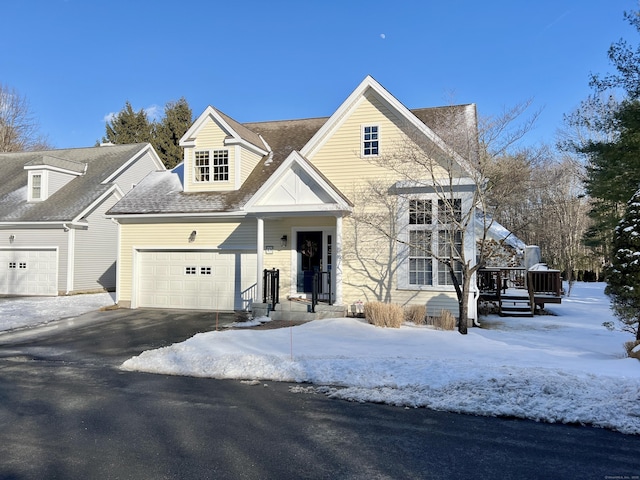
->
[107,76,481,322]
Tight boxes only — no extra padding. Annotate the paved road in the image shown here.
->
[0,308,638,479]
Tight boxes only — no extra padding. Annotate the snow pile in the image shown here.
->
[122,283,640,434]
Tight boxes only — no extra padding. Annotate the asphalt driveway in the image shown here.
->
[0,305,240,365]
[0,302,638,479]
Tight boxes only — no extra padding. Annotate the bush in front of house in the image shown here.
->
[364,302,404,328]
[426,309,457,331]
[404,305,426,325]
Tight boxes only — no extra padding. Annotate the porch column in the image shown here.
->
[335,215,343,305]
[256,217,264,303]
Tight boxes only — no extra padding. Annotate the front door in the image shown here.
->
[296,231,323,293]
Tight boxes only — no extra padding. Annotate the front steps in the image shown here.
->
[252,299,347,322]
[499,295,533,317]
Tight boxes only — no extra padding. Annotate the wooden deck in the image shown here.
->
[477,267,563,317]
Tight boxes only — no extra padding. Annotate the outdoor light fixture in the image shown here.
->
[280,235,288,247]
[189,230,197,243]
[9,235,15,244]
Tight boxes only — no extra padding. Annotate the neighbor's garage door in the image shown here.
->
[0,248,58,296]
[137,250,255,311]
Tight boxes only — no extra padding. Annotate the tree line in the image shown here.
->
[0,86,191,169]
[101,98,192,169]
[3,6,639,340]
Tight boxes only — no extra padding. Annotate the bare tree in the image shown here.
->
[0,84,50,152]
[350,101,540,334]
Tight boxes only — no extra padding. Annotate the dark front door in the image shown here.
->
[297,231,323,293]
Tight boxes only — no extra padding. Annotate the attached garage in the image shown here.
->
[134,249,257,311]
[0,248,58,296]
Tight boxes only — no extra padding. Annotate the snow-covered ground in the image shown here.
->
[1,284,638,434]
[0,292,115,332]
[120,282,640,435]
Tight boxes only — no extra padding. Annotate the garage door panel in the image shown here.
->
[0,248,57,296]
[137,250,256,311]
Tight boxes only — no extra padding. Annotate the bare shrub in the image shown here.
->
[426,309,457,331]
[624,340,640,360]
[364,302,404,328]
[405,305,426,325]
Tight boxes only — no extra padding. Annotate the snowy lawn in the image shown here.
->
[0,292,115,332]
[122,282,640,435]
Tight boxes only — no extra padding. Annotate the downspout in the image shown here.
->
[111,217,121,306]
[63,224,75,295]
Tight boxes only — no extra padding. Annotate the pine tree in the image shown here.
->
[606,188,640,341]
[581,100,640,259]
[154,98,192,169]
[102,101,153,145]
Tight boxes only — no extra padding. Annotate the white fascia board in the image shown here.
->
[23,164,83,176]
[244,151,351,212]
[102,144,166,185]
[300,75,478,178]
[394,177,477,189]
[72,185,123,223]
[107,211,249,221]
[181,106,252,150]
[224,136,269,156]
[180,106,217,146]
[0,221,86,228]
[248,205,349,214]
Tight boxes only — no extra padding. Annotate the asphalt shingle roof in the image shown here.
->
[108,106,477,216]
[0,143,151,222]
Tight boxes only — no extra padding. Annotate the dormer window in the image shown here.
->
[28,171,46,202]
[32,174,42,200]
[194,150,229,182]
[362,125,379,156]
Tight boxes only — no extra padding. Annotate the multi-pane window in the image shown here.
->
[194,152,210,182]
[409,200,432,225]
[200,267,212,275]
[438,230,463,285]
[438,199,462,224]
[409,230,432,285]
[211,150,229,181]
[8,262,16,269]
[405,196,463,288]
[185,266,197,275]
[194,150,229,182]
[363,125,379,156]
[32,174,42,200]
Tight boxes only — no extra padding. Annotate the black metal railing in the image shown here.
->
[311,270,332,313]
[262,268,279,311]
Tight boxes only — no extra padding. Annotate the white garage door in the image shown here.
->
[136,250,256,311]
[0,248,58,296]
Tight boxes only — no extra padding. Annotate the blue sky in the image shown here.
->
[1,0,635,150]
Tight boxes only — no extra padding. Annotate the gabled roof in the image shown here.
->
[180,106,269,155]
[110,77,479,217]
[244,151,353,213]
[301,75,478,177]
[0,143,158,223]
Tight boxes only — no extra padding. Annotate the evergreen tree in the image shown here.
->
[581,100,640,259]
[102,101,153,145]
[606,188,640,341]
[154,98,192,169]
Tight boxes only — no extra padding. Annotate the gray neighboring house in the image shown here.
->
[0,143,165,296]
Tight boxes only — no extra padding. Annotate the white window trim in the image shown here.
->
[397,193,469,291]
[361,124,380,157]
[193,149,230,183]
[28,170,48,202]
